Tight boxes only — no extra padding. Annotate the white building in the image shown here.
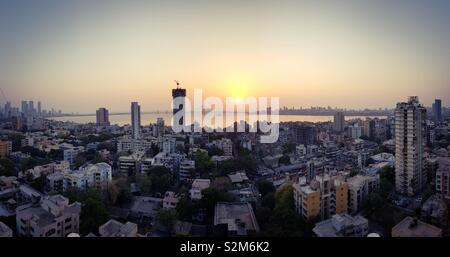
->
[190,179,211,200]
[63,146,85,166]
[395,96,427,196]
[16,195,81,237]
[313,213,369,237]
[63,163,112,191]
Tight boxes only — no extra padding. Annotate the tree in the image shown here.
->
[158,208,179,235]
[256,185,307,237]
[349,169,358,177]
[362,192,385,213]
[200,188,234,223]
[282,143,296,154]
[147,166,175,194]
[211,177,232,192]
[135,173,152,193]
[63,187,110,235]
[207,146,224,156]
[256,179,275,197]
[107,177,131,206]
[279,155,291,165]
[0,158,15,176]
[194,151,213,175]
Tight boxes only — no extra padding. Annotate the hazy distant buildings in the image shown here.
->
[153,117,165,138]
[395,96,427,196]
[333,112,345,132]
[432,99,442,123]
[37,101,42,116]
[96,108,110,127]
[131,102,141,139]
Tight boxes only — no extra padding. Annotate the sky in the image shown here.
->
[0,0,449,113]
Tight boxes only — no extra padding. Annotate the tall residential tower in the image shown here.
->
[395,96,427,196]
[131,102,141,139]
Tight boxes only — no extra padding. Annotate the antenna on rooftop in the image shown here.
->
[174,80,180,88]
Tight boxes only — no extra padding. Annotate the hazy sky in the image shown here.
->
[1,0,449,113]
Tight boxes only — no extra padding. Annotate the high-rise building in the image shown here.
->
[131,102,141,139]
[172,85,186,127]
[432,99,442,123]
[395,96,427,196]
[96,108,110,127]
[21,101,28,114]
[37,101,42,116]
[28,101,34,115]
[333,112,345,132]
[153,117,165,138]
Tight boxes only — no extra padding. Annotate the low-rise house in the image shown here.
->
[16,195,81,237]
[392,216,442,237]
[313,214,369,237]
[189,179,211,200]
[162,191,179,209]
[130,196,162,222]
[213,202,260,236]
[99,219,138,237]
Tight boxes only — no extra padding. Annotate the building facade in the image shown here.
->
[395,96,427,196]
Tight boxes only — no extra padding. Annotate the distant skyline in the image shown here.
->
[1,0,450,113]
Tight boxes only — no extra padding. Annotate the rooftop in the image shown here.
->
[392,217,442,237]
[99,219,137,237]
[214,202,260,235]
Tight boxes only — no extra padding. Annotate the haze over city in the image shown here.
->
[1,0,449,113]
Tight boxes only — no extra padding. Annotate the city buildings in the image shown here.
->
[432,99,442,123]
[435,157,450,201]
[0,140,12,158]
[333,112,345,132]
[395,96,427,196]
[96,108,110,127]
[293,175,348,221]
[131,102,141,140]
[16,195,81,237]
[62,163,112,191]
[391,216,442,237]
[313,213,369,237]
[347,174,380,214]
